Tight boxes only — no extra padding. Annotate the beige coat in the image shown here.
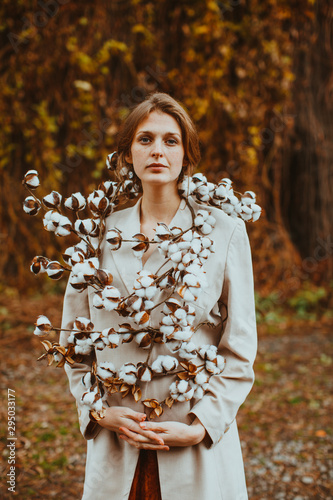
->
[60,196,257,500]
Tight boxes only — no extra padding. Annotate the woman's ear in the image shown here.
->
[125,151,133,164]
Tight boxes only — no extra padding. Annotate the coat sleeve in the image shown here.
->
[60,276,102,441]
[189,219,257,448]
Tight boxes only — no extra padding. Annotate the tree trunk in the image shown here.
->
[280,1,333,278]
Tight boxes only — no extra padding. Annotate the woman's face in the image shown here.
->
[127,111,185,189]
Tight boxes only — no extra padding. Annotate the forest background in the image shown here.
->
[0,1,332,499]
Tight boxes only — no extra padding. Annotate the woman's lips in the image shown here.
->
[146,163,167,171]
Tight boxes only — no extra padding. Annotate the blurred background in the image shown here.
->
[0,1,332,499]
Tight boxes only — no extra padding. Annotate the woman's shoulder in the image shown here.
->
[104,198,140,228]
[188,197,245,236]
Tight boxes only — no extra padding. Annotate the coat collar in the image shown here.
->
[105,196,194,294]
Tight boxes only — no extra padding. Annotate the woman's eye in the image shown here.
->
[166,138,178,145]
[139,136,151,143]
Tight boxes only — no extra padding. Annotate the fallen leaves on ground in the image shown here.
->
[0,294,332,499]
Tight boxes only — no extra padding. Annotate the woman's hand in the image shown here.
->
[98,406,169,451]
[119,417,206,449]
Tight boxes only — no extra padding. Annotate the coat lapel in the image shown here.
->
[104,199,142,294]
[104,197,194,295]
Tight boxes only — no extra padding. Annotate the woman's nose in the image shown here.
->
[151,140,163,157]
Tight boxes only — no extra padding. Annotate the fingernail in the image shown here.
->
[140,422,146,429]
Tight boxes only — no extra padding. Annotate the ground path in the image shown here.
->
[0,294,332,499]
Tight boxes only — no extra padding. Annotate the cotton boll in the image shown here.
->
[97,362,116,380]
[34,315,52,335]
[183,273,199,287]
[106,228,122,250]
[131,296,143,311]
[170,380,194,402]
[64,192,86,211]
[88,190,109,214]
[144,286,157,300]
[151,357,163,373]
[177,241,191,250]
[186,262,202,276]
[241,212,252,221]
[178,341,197,360]
[182,253,193,265]
[93,292,104,309]
[158,240,170,253]
[199,249,210,260]
[192,173,207,184]
[81,391,96,407]
[194,371,209,386]
[160,325,175,337]
[66,332,75,345]
[206,361,220,374]
[133,311,150,327]
[154,223,171,241]
[43,210,59,231]
[174,308,187,320]
[170,251,182,263]
[194,215,205,227]
[137,364,153,382]
[140,276,154,288]
[90,330,102,341]
[163,298,181,314]
[200,223,212,235]
[192,383,205,400]
[23,196,41,215]
[108,333,120,347]
[161,355,178,372]
[165,340,182,353]
[182,289,195,302]
[73,317,93,331]
[168,243,179,254]
[135,331,151,348]
[161,315,174,326]
[119,363,137,385]
[43,191,62,209]
[75,341,93,355]
[198,345,217,361]
[144,300,154,310]
[241,191,256,205]
[178,380,189,393]
[102,286,121,311]
[191,238,202,255]
[173,327,193,342]
[214,184,227,200]
[197,184,209,196]
[23,169,40,189]
[251,210,260,222]
[92,398,104,412]
[133,287,145,298]
[121,333,133,343]
[55,225,71,237]
[215,355,225,373]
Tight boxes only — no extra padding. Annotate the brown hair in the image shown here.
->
[116,92,200,187]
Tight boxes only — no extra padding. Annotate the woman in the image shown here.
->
[60,92,257,500]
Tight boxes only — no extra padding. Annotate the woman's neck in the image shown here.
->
[140,183,181,228]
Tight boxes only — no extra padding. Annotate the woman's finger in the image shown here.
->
[121,420,163,442]
[119,434,169,451]
[139,421,166,433]
[119,426,165,445]
[126,410,147,422]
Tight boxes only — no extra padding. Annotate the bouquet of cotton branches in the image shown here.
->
[23,154,261,420]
